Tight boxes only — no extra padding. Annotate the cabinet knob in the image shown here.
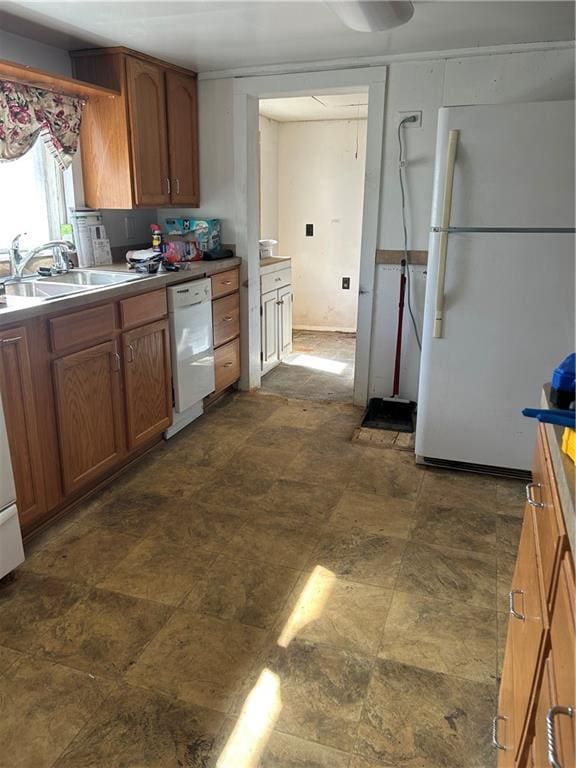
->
[525,482,544,508]
[492,714,508,751]
[546,706,574,768]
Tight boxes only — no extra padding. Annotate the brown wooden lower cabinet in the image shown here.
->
[0,326,46,530]
[496,424,575,768]
[52,339,126,496]
[122,319,172,450]
[214,338,240,394]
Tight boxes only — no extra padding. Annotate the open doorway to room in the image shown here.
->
[257,93,368,402]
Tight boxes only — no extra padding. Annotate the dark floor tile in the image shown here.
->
[125,610,267,712]
[185,555,300,628]
[0,644,21,674]
[0,572,86,654]
[329,491,417,538]
[239,639,372,752]
[396,541,496,610]
[496,515,522,561]
[22,525,139,584]
[76,489,177,537]
[411,504,497,554]
[276,568,393,655]
[223,517,322,569]
[378,591,498,683]
[347,450,424,500]
[98,536,216,605]
[419,470,498,513]
[36,587,171,678]
[54,684,225,768]
[246,424,311,451]
[495,479,526,518]
[260,731,350,768]
[0,656,114,768]
[194,470,274,515]
[311,526,406,588]
[260,478,344,522]
[356,658,496,767]
[286,446,359,488]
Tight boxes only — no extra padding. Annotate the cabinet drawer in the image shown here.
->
[214,338,240,393]
[530,425,566,603]
[211,268,239,299]
[213,293,240,348]
[50,303,116,354]
[261,267,291,294]
[120,289,167,329]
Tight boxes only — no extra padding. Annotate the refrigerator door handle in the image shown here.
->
[434,128,460,338]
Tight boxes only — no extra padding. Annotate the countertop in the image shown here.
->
[541,385,575,554]
[260,257,291,268]
[0,257,241,329]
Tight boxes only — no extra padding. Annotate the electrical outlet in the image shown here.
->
[306,224,314,237]
[398,110,422,128]
[342,277,350,290]
[124,216,136,240]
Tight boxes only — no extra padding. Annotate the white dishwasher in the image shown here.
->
[165,278,215,439]
[0,392,24,580]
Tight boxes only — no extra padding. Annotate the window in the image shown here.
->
[0,138,67,256]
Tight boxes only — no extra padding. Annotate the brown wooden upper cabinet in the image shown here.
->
[71,47,199,209]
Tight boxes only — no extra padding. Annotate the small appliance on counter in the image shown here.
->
[259,239,278,259]
[0,396,24,581]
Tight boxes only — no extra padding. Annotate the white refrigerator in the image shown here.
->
[416,100,575,474]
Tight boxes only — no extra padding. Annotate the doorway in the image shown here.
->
[258,93,367,402]
[233,66,387,406]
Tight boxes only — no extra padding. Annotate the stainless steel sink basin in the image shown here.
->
[4,281,89,299]
[47,269,143,286]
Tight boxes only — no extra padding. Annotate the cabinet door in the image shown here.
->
[53,340,125,496]
[0,327,45,531]
[125,56,170,206]
[122,319,172,450]
[166,70,199,206]
[495,640,516,767]
[261,289,279,373]
[278,284,293,359]
[509,508,547,758]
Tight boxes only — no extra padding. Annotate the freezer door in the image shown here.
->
[431,101,575,230]
[416,232,575,471]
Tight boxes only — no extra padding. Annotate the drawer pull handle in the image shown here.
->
[222,316,233,322]
[508,589,525,621]
[166,177,171,195]
[492,715,508,751]
[1,336,22,344]
[546,706,574,768]
[275,277,282,282]
[526,482,544,508]
[221,280,233,286]
[175,178,180,195]
[111,351,120,372]
[223,361,234,368]
[126,344,135,363]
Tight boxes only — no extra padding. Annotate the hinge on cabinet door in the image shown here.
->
[260,306,263,316]
[260,351,263,361]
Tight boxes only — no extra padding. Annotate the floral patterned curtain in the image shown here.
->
[0,79,84,170]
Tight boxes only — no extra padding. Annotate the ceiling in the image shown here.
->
[0,1,574,75]
[260,93,368,121]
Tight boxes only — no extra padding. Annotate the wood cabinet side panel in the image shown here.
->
[72,53,134,209]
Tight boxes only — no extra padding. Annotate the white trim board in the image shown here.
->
[233,66,386,406]
[293,325,357,334]
[200,40,574,80]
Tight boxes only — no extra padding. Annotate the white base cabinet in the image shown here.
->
[260,262,292,373]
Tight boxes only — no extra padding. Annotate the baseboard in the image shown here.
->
[293,325,357,334]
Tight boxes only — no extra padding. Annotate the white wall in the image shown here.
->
[259,115,279,242]
[275,119,367,332]
[370,46,575,400]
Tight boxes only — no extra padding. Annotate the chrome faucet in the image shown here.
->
[10,233,74,280]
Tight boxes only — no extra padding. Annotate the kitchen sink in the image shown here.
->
[47,269,143,286]
[3,281,89,300]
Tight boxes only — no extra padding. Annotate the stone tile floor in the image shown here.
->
[260,330,356,402]
[0,391,525,768]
